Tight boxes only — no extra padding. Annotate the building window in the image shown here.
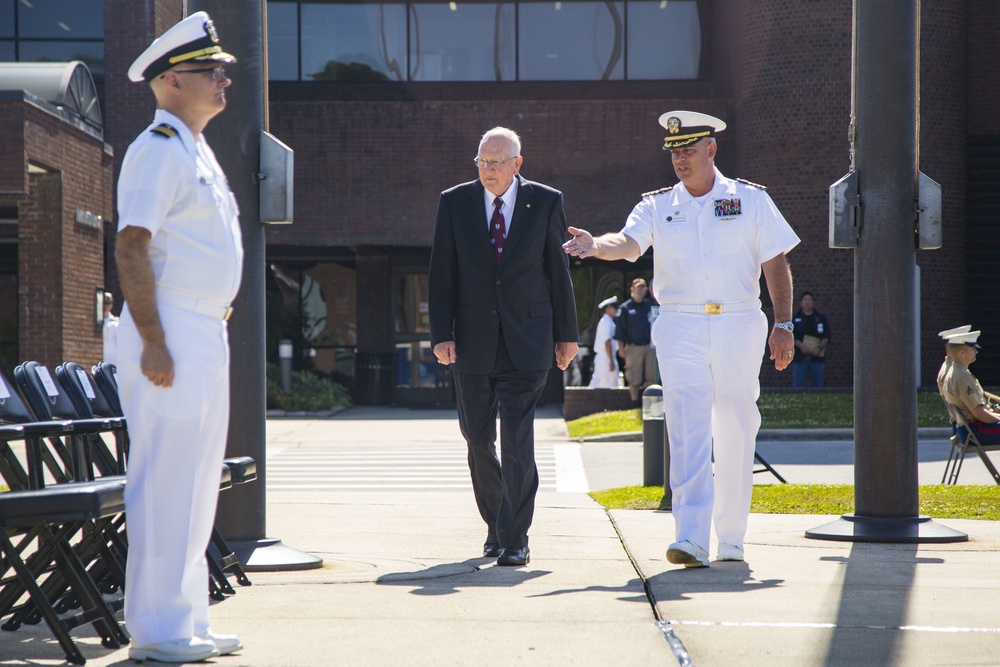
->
[1,0,105,84]
[518,1,623,81]
[267,0,701,82]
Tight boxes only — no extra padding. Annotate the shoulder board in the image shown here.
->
[150,123,178,139]
[733,177,767,190]
[641,186,674,198]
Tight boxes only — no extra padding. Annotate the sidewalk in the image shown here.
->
[1,406,998,666]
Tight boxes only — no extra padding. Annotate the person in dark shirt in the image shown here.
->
[791,291,830,388]
[614,278,656,403]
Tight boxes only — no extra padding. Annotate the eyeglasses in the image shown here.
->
[172,66,228,82]
[473,156,518,170]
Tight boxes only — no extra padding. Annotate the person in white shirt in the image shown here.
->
[114,12,243,663]
[564,110,799,568]
[588,296,620,388]
[101,291,119,364]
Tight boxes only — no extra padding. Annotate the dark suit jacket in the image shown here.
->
[429,175,578,374]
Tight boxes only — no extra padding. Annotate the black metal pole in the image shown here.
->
[189,0,321,569]
[807,0,963,543]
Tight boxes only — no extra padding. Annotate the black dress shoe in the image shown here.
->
[483,542,502,558]
[497,547,530,566]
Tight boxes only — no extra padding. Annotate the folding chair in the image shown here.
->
[942,407,1000,485]
[753,451,787,483]
[0,479,130,664]
[14,362,123,480]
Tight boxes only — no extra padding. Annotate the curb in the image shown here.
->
[579,427,954,443]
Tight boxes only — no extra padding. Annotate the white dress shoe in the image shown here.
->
[128,637,219,663]
[717,543,745,562]
[666,540,709,568]
[199,630,243,655]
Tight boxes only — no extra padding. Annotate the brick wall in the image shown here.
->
[8,102,114,369]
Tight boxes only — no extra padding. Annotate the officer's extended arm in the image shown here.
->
[563,227,642,261]
[116,225,175,387]
[763,253,794,371]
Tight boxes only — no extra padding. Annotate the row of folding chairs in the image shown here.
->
[0,360,255,664]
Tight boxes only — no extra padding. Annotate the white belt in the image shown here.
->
[156,289,233,320]
[660,299,761,315]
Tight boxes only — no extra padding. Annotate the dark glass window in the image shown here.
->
[267,1,299,81]
[0,41,14,60]
[301,2,407,81]
[17,0,103,39]
[519,1,624,81]
[626,0,700,80]
[409,3,515,81]
[0,2,13,38]
[18,41,104,79]
[268,0,702,82]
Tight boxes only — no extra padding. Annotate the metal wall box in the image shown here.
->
[917,171,942,249]
[260,130,293,224]
[829,170,860,248]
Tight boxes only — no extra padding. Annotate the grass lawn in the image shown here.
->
[566,391,951,439]
[590,484,1000,520]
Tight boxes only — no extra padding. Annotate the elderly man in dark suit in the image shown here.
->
[429,127,579,567]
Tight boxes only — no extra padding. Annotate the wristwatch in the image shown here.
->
[773,321,794,333]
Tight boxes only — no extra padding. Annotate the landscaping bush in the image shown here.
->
[266,362,351,412]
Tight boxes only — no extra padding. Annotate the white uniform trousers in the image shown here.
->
[588,352,620,388]
[652,309,768,552]
[117,304,231,646]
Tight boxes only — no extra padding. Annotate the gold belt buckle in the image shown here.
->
[704,303,722,315]
[223,307,234,321]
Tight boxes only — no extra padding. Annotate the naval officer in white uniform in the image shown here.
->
[563,111,799,568]
[115,11,243,663]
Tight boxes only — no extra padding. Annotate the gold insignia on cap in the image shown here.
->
[205,19,219,44]
[667,117,681,134]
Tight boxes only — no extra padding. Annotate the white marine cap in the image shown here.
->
[597,296,618,310]
[938,324,972,339]
[128,11,236,83]
[945,330,981,349]
[658,110,727,150]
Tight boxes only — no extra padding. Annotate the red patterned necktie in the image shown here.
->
[489,196,506,264]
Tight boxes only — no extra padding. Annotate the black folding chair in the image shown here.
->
[942,407,1000,485]
[14,362,123,481]
[0,480,130,664]
[753,451,787,483]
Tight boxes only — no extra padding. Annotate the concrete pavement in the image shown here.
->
[2,406,999,666]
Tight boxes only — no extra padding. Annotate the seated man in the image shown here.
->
[937,324,972,434]
[942,330,1000,444]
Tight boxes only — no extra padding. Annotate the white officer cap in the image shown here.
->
[945,330,981,349]
[658,111,727,150]
[598,296,618,310]
[128,11,236,83]
[938,324,971,339]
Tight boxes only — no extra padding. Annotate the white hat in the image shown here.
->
[128,11,236,83]
[938,324,972,339]
[945,330,981,349]
[658,111,726,150]
[598,296,618,310]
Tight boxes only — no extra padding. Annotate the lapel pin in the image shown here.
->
[526,204,531,208]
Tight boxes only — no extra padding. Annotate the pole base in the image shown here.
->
[805,514,968,544]
[230,538,324,572]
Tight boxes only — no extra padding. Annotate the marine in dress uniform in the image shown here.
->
[563,111,799,567]
[941,330,1000,445]
[114,12,243,663]
[936,324,972,433]
[589,296,620,388]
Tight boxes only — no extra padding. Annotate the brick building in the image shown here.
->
[2,0,997,406]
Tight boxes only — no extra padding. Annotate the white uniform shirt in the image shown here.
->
[622,167,800,305]
[593,313,618,362]
[117,109,243,307]
[102,314,119,363]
